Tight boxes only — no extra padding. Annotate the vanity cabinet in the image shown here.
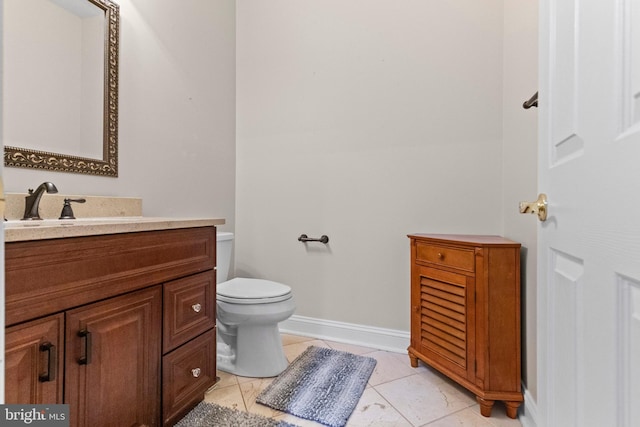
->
[5,226,217,427]
[408,234,522,418]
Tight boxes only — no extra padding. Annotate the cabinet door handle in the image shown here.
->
[78,329,92,365]
[191,367,202,378]
[39,342,57,382]
[192,303,202,313]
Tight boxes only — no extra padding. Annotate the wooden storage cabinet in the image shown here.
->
[5,226,217,427]
[408,234,522,418]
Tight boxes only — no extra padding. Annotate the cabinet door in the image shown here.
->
[162,329,216,426]
[5,314,64,404]
[65,286,162,427]
[413,265,475,381]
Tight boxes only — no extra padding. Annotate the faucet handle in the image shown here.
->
[59,198,86,220]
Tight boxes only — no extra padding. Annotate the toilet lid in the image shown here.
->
[217,278,292,304]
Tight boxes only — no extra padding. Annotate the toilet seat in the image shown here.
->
[217,278,292,304]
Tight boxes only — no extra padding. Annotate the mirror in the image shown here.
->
[2,0,119,177]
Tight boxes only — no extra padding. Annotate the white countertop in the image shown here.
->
[4,217,225,242]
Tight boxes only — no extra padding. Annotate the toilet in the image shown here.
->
[216,232,295,377]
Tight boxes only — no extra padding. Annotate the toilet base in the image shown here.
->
[216,287,295,378]
[217,323,289,377]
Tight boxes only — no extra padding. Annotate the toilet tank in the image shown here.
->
[216,232,234,283]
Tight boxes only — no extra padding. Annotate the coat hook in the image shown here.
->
[523,91,538,109]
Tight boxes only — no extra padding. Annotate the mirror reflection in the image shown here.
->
[2,0,119,176]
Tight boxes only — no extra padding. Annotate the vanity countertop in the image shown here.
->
[4,217,225,242]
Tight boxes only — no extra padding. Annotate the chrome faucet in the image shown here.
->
[22,182,58,220]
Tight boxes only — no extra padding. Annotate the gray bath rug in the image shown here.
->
[256,346,377,427]
[174,401,299,427]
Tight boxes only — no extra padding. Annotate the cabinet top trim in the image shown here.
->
[5,217,225,242]
[408,234,520,247]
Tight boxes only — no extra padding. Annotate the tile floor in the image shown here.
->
[204,334,523,427]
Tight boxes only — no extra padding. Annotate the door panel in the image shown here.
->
[539,0,640,426]
[5,314,64,404]
[546,250,583,427]
[621,0,640,131]
[549,0,584,166]
[618,276,640,427]
[65,286,162,427]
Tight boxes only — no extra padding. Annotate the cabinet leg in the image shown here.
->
[408,352,418,368]
[476,397,494,417]
[504,401,521,419]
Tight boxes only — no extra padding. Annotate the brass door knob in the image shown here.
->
[519,193,548,221]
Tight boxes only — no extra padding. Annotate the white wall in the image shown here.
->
[502,0,538,405]
[2,0,237,231]
[236,0,505,331]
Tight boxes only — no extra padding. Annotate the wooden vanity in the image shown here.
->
[408,234,523,418]
[5,219,223,426]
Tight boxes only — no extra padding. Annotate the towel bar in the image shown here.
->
[298,234,329,244]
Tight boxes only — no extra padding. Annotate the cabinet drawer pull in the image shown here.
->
[191,367,201,378]
[191,303,202,313]
[437,252,444,259]
[39,342,57,382]
[78,329,92,365]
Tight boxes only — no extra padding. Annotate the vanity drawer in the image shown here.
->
[162,329,216,427]
[415,242,475,272]
[163,271,216,354]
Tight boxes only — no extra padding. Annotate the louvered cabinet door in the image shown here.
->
[412,265,475,381]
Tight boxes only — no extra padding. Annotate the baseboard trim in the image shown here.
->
[279,314,410,354]
[519,385,538,427]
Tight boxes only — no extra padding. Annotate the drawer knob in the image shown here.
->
[437,252,444,259]
[191,367,201,378]
[192,303,202,313]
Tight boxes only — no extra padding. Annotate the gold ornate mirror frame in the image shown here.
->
[3,0,119,177]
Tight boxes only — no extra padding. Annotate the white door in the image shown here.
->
[538,0,640,426]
